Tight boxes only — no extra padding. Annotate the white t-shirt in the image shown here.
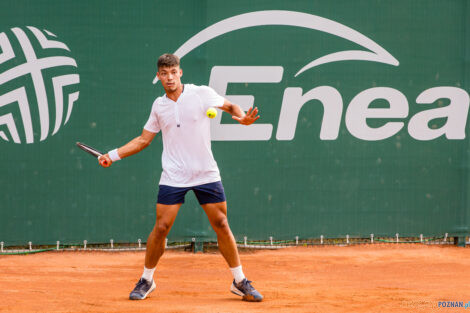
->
[144,84,225,187]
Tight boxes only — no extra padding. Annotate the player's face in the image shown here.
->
[157,66,183,92]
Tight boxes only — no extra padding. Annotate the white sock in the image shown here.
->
[142,266,156,282]
[230,265,246,284]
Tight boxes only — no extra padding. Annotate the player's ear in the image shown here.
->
[179,68,183,77]
[156,71,160,79]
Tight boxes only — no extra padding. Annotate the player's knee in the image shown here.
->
[155,221,171,236]
[212,217,230,234]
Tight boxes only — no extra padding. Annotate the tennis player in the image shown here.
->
[99,53,263,302]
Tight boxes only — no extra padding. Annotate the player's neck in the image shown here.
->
[165,84,184,102]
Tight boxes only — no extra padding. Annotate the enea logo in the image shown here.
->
[0,26,79,144]
[155,10,470,141]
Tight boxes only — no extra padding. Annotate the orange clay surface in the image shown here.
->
[0,244,469,313]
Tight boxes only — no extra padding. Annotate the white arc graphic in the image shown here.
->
[0,32,15,64]
[0,113,20,143]
[27,26,70,51]
[0,87,33,143]
[52,74,80,135]
[153,10,399,84]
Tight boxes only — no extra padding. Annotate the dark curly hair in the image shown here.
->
[157,53,180,70]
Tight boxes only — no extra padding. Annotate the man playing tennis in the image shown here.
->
[99,53,263,302]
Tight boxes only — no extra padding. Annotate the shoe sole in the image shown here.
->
[129,280,156,300]
[230,283,263,302]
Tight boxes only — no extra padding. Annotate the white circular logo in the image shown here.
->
[0,26,79,144]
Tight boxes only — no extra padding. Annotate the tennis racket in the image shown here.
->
[76,142,110,167]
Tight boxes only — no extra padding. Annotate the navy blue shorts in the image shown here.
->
[157,181,226,205]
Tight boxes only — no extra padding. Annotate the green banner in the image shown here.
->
[0,1,469,245]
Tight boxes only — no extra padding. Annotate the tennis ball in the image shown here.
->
[206,107,217,119]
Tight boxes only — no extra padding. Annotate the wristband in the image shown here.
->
[108,148,121,162]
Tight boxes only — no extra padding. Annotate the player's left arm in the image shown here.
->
[219,99,260,125]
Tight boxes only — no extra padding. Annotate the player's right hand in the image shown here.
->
[99,154,112,168]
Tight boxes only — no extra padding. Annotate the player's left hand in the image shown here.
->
[232,107,260,125]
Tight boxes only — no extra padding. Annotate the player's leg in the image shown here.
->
[130,185,187,300]
[201,201,240,267]
[201,201,263,302]
[129,203,182,300]
[145,203,182,269]
[195,182,263,302]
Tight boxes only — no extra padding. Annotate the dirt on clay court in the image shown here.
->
[0,244,469,313]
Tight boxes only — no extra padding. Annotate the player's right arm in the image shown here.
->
[98,129,156,167]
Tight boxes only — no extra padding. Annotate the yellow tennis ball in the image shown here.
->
[206,107,217,119]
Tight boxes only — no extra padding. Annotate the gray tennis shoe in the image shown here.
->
[230,278,263,302]
[129,278,156,300]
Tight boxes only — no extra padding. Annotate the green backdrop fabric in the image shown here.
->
[0,1,469,245]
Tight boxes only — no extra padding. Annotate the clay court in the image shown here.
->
[1,244,469,313]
